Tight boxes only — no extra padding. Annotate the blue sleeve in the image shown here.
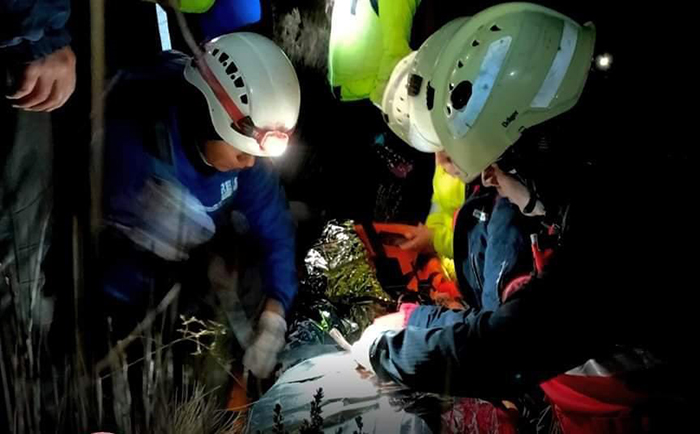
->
[105,51,190,117]
[102,52,189,224]
[234,161,297,313]
[103,118,157,230]
[482,197,533,311]
[100,116,161,305]
[406,305,469,329]
[370,253,600,399]
[0,0,71,63]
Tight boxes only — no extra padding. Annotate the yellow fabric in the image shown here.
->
[329,0,418,102]
[368,0,418,105]
[178,0,216,13]
[440,257,457,282]
[328,0,383,101]
[425,165,466,263]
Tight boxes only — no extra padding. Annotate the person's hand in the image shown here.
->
[243,310,287,379]
[371,307,413,331]
[351,306,413,372]
[6,46,76,112]
[398,223,434,253]
[482,164,545,216]
[351,323,385,373]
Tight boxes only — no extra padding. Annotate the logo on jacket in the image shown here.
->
[221,179,236,201]
[205,178,238,213]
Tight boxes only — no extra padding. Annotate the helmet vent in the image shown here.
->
[408,74,422,96]
[234,77,245,88]
[490,24,501,32]
[449,83,455,91]
[472,40,480,47]
[212,48,219,56]
[226,62,239,75]
[457,60,464,69]
[219,52,230,63]
[240,94,248,105]
[426,82,435,110]
[446,106,452,116]
[450,80,473,110]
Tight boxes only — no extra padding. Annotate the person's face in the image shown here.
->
[481,164,533,214]
[203,140,256,171]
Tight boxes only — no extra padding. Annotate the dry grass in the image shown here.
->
[167,384,241,434]
[1,274,241,434]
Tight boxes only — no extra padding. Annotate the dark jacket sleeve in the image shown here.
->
[0,0,71,64]
[370,267,604,399]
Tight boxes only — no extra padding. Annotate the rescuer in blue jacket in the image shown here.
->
[101,33,301,379]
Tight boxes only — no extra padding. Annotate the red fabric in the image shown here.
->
[354,223,420,277]
[501,275,531,302]
[435,279,462,299]
[541,375,647,414]
[541,375,650,434]
[354,223,463,306]
[399,302,419,327]
[226,365,249,410]
[411,257,443,292]
[532,244,554,275]
[442,398,518,434]
[502,229,556,303]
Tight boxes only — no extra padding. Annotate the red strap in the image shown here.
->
[501,275,531,302]
[532,244,554,275]
[452,207,461,229]
[195,56,247,125]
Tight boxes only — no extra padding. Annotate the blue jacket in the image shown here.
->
[0,0,71,64]
[454,187,536,312]
[102,52,298,312]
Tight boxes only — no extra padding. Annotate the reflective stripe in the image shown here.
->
[155,4,172,51]
[531,21,579,108]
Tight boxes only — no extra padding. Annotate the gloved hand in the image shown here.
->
[243,310,287,379]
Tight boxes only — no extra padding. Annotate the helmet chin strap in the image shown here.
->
[195,142,214,168]
[523,177,538,214]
